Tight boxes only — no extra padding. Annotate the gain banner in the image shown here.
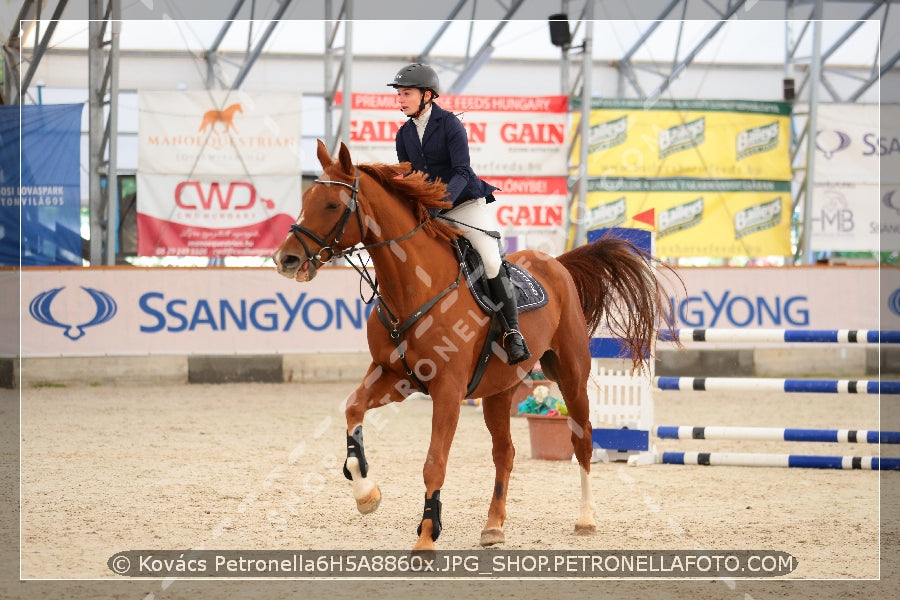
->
[137,91,302,257]
[336,92,569,177]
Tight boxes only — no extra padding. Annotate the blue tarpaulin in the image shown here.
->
[0,103,84,266]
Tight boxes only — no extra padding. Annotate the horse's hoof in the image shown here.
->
[480,528,505,546]
[574,522,597,535]
[412,538,435,552]
[355,486,382,514]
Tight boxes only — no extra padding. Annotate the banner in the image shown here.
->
[812,103,880,185]
[137,91,302,257]
[482,176,567,256]
[810,182,879,252]
[572,99,792,181]
[799,103,890,252]
[0,103,84,266]
[583,179,792,258]
[336,92,569,176]
[19,265,883,358]
[135,174,298,257]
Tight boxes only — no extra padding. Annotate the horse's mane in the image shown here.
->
[356,162,462,243]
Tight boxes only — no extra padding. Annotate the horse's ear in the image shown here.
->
[337,142,354,175]
[316,139,333,168]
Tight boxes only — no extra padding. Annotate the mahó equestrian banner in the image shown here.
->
[137,91,302,257]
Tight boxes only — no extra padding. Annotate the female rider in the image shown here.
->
[387,62,530,365]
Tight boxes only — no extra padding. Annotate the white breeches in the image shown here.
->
[440,198,503,278]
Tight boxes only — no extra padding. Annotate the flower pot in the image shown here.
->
[510,378,537,416]
[525,414,574,460]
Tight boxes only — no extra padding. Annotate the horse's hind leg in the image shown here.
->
[540,348,598,535]
[478,386,517,546]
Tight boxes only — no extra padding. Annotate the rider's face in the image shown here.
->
[396,87,430,116]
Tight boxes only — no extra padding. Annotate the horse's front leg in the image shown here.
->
[343,364,408,515]
[413,381,463,551]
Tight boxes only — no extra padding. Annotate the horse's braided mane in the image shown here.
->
[355,162,461,243]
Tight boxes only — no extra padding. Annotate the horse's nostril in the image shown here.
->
[281,254,301,269]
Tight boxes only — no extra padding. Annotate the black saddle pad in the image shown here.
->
[454,237,548,315]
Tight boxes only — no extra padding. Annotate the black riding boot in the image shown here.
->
[487,270,531,365]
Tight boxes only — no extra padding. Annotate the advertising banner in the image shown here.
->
[19,265,885,358]
[0,103,84,266]
[572,99,792,181]
[135,173,297,257]
[336,92,569,177]
[482,176,567,256]
[584,178,792,258]
[137,91,302,257]
[801,103,885,252]
[809,182,879,252]
[812,103,880,185]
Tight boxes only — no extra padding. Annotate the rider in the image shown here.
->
[387,62,530,366]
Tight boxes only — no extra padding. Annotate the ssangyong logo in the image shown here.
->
[29,286,117,340]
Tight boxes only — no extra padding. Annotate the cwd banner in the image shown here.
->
[335,92,569,177]
[571,99,792,181]
[0,103,83,266]
[137,91,302,257]
[583,178,792,258]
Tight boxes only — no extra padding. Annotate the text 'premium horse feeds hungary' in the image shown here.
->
[273,140,674,551]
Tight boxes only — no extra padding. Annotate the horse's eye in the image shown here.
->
[326,202,340,210]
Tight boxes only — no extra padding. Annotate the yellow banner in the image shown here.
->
[571,99,792,180]
[575,178,792,258]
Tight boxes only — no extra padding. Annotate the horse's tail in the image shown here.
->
[556,236,680,371]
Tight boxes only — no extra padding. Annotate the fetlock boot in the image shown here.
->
[486,271,531,365]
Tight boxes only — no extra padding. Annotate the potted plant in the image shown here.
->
[510,368,548,416]
[518,384,574,461]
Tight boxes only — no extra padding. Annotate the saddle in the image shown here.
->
[454,237,548,315]
[453,237,548,397]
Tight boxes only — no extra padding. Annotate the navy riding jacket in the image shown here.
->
[395,103,499,207]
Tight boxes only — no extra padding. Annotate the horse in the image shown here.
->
[272,140,675,551]
[198,103,243,133]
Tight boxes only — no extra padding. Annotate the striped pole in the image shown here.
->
[660,451,900,470]
[654,426,900,444]
[653,376,900,395]
[659,329,900,344]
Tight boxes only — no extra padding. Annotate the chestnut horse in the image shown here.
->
[273,140,673,551]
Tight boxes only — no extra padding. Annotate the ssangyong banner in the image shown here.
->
[137,91,302,257]
[336,92,569,176]
[19,265,886,358]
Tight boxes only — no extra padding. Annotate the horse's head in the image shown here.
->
[273,140,365,281]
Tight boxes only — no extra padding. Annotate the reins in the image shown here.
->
[290,171,466,393]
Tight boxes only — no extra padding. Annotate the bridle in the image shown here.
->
[288,169,364,274]
[287,167,465,394]
[289,168,431,275]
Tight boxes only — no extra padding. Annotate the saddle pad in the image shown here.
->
[454,237,548,315]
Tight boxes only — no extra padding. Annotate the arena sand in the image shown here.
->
[6,381,900,599]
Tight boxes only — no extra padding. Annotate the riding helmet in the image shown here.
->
[386,63,440,97]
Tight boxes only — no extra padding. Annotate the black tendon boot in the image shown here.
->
[486,270,531,365]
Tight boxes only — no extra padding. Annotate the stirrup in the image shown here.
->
[502,329,531,364]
